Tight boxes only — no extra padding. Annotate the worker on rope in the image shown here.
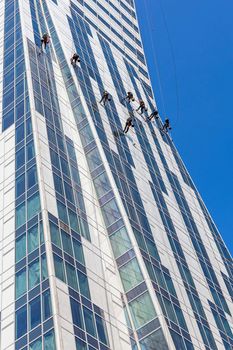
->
[100,91,111,106]
[136,99,147,114]
[123,114,134,133]
[161,118,172,133]
[122,91,135,103]
[70,53,80,66]
[41,33,50,50]
[149,110,159,121]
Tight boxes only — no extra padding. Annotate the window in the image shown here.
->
[78,271,90,299]
[140,329,169,350]
[29,296,41,329]
[109,227,132,258]
[73,238,84,264]
[28,258,40,289]
[16,202,26,228]
[27,192,40,220]
[28,224,39,253]
[53,254,65,282]
[16,174,25,197]
[66,262,78,290]
[75,338,87,350]
[70,298,84,329]
[53,174,64,195]
[61,231,73,256]
[16,305,27,339]
[129,292,156,329]
[95,315,108,345]
[16,233,26,262]
[29,338,42,350]
[44,330,56,350]
[50,221,61,248]
[80,124,94,146]
[43,290,52,320]
[15,99,24,120]
[16,147,25,169]
[27,165,37,189]
[93,172,111,198]
[83,307,96,337]
[41,254,48,280]
[120,258,144,292]
[86,147,102,171]
[68,209,79,232]
[57,200,68,225]
[101,199,121,227]
[26,140,35,161]
[16,123,24,143]
[16,268,26,298]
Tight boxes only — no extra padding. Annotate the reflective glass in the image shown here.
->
[119,258,144,292]
[129,292,156,329]
[30,296,41,329]
[16,305,27,339]
[109,227,132,258]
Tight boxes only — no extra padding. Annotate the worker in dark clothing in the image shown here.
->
[123,115,134,133]
[123,92,135,103]
[136,99,147,114]
[70,53,80,66]
[41,33,50,50]
[161,118,171,132]
[100,91,111,106]
[149,110,159,121]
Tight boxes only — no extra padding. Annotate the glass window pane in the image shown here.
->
[27,165,37,189]
[28,224,39,253]
[93,172,111,198]
[70,298,84,329]
[16,305,27,339]
[53,254,65,282]
[109,227,132,258]
[119,258,144,292]
[68,209,79,232]
[29,296,41,329]
[16,174,25,197]
[16,147,25,169]
[16,202,26,228]
[95,315,108,345]
[75,338,87,350]
[86,147,102,171]
[73,238,85,264]
[29,338,42,350]
[57,200,68,225]
[43,290,52,320]
[50,221,61,248]
[83,307,96,337]
[65,262,78,290]
[27,192,40,220]
[129,292,156,329]
[41,254,48,281]
[26,140,35,161]
[44,330,56,350]
[101,199,121,227]
[78,271,90,299]
[16,268,26,299]
[140,328,169,350]
[16,233,26,262]
[61,231,73,256]
[28,258,40,289]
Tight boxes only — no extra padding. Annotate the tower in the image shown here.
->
[0,0,232,350]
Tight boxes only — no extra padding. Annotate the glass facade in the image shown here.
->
[0,0,232,350]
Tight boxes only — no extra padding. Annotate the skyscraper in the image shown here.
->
[0,0,232,349]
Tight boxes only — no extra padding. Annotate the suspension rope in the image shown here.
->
[142,0,180,126]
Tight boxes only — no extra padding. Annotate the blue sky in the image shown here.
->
[136,0,233,254]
